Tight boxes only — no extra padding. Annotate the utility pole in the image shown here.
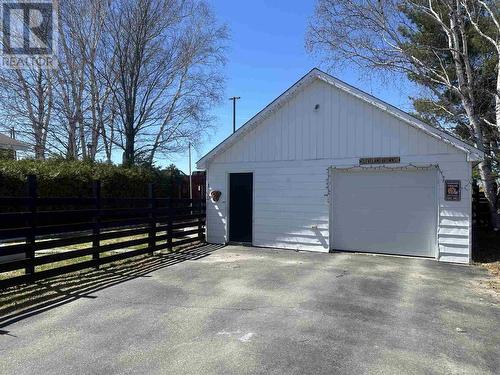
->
[10,127,16,160]
[188,142,192,199]
[229,96,241,133]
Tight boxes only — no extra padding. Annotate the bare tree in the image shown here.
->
[0,0,226,165]
[0,68,53,159]
[99,95,118,163]
[104,0,227,165]
[307,0,500,229]
[0,9,55,159]
[52,14,86,159]
[50,0,111,160]
[81,0,113,160]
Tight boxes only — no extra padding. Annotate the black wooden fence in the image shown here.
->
[472,187,490,229]
[0,175,206,289]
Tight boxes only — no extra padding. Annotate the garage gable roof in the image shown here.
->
[197,68,483,168]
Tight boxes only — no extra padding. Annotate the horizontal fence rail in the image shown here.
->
[0,176,206,289]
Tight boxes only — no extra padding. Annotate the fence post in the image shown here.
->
[25,174,37,278]
[148,183,156,255]
[93,180,101,268]
[198,199,204,242]
[167,198,173,252]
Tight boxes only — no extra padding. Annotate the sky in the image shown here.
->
[172,0,417,174]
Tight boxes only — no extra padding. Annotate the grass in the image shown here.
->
[0,229,199,281]
[473,229,500,295]
[0,233,151,281]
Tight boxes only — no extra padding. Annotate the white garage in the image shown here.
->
[197,69,483,264]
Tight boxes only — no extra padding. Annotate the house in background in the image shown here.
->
[197,69,483,264]
[0,132,30,159]
[178,171,207,200]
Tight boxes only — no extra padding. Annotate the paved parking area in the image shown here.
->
[1,245,499,374]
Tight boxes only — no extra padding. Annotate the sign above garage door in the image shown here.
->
[359,156,400,165]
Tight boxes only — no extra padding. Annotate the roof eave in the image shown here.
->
[0,143,30,151]
[314,71,483,160]
[197,68,484,168]
[196,69,320,169]
[466,150,484,162]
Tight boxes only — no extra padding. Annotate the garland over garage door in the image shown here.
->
[331,168,437,257]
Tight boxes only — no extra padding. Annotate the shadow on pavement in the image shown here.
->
[0,243,223,330]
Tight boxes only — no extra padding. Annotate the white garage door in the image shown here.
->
[331,168,437,257]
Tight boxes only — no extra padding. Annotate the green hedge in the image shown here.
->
[0,159,182,198]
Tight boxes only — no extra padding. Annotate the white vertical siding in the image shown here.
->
[204,79,473,263]
[218,80,454,162]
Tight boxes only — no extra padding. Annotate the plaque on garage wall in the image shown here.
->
[445,180,461,201]
[359,156,400,165]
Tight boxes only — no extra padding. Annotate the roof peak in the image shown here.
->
[197,69,482,168]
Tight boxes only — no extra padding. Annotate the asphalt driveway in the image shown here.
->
[1,245,499,374]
